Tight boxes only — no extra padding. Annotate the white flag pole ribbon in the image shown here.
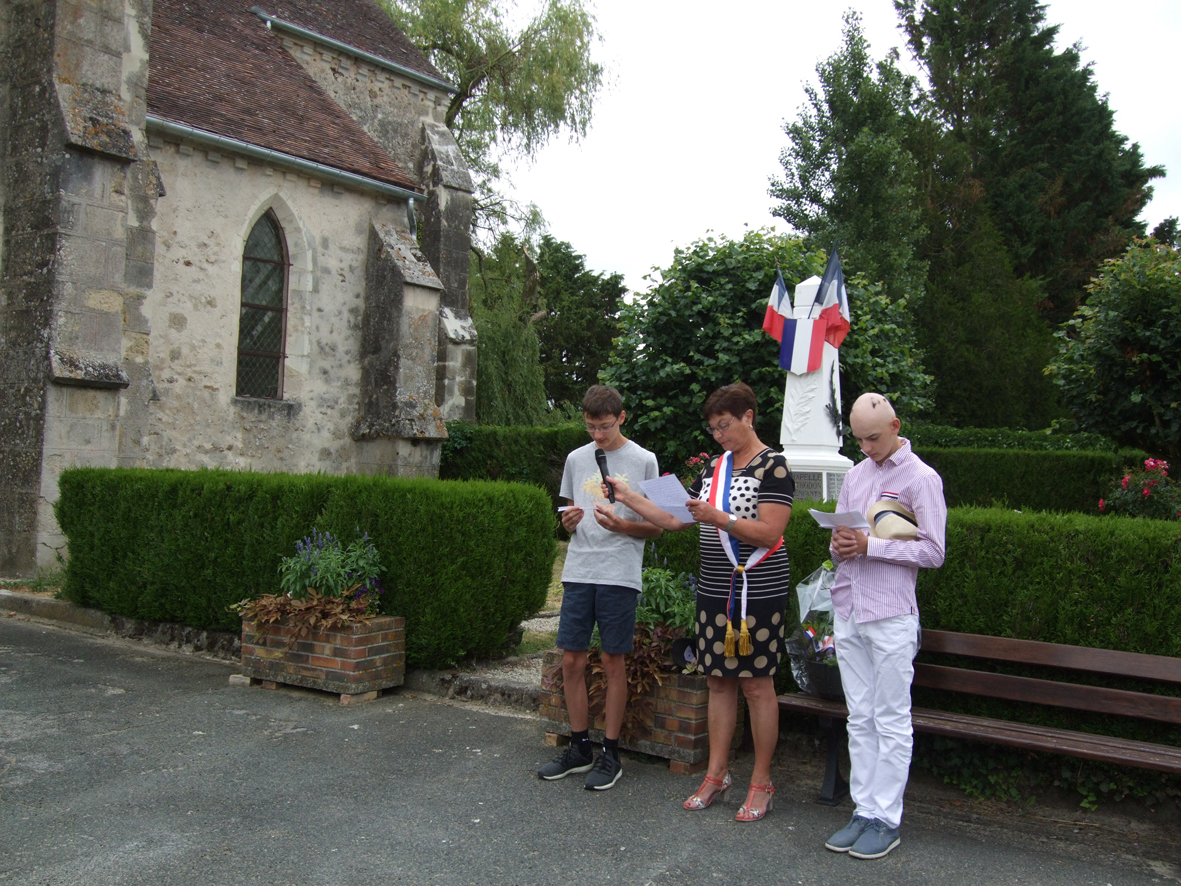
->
[707,450,783,655]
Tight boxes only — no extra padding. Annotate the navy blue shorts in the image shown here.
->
[557,582,639,656]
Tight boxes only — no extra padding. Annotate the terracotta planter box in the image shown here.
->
[240,615,405,704]
[538,648,743,774]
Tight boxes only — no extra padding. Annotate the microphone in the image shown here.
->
[595,448,615,503]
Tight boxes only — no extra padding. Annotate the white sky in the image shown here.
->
[506,0,1181,294]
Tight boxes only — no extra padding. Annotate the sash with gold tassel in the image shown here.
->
[708,450,784,657]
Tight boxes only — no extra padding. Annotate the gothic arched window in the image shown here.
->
[235,211,288,398]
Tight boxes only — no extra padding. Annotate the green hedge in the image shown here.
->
[55,468,556,669]
[441,421,1146,517]
[914,447,1149,513]
[905,421,1117,452]
[439,421,585,507]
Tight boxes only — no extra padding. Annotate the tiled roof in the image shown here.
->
[147,0,420,192]
[257,0,450,85]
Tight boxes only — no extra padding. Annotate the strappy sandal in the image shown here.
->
[735,781,775,821]
[682,772,732,810]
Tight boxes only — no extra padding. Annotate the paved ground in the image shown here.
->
[2,615,1178,886]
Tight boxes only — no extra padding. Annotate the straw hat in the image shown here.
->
[867,499,919,540]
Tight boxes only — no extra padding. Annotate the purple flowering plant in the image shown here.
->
[278,528,385,609]
[234,529,385,637]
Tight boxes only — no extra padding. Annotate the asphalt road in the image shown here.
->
[1,617,1176,886]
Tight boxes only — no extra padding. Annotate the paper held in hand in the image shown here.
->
[638,475,698,524]
[808,508,870,531]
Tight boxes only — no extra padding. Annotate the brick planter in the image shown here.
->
[240,615,405,705]
[538,648,743,774]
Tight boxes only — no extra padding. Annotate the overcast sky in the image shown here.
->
[505,0,1181,294]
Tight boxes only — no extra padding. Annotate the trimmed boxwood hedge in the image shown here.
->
[651,501,1181,657]
[440,421,1146,517]
[914,447,1149,514]
[54,467,556,669]
[439,421,586,508]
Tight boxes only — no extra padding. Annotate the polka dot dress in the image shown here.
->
[688,449,794,678]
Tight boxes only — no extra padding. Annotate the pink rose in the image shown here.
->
[1143,487,1151,497]
[1122,476,1130,489]
[1098,499,1106,512]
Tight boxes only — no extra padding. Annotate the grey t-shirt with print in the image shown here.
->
[559,439,660,592]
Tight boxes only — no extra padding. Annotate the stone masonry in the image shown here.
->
[0,0,478,577]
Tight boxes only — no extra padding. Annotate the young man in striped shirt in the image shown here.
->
[823,393,947,860]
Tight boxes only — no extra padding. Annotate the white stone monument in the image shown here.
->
[779,275,854,501]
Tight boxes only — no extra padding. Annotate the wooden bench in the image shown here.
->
[777,629,1181,805]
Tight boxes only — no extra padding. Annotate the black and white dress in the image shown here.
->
[688,448,794,678]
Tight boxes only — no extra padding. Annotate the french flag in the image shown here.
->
[762,269,789,343]
[812,244,850,349]
[779,317,826,373]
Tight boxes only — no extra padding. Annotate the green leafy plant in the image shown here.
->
[234,529,386,644]
[276,528,385,603]
[1099,458,1181,521]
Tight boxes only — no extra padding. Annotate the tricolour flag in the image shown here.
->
[762,269,789,343]
[779,316,826,373]
[811,244,850,349]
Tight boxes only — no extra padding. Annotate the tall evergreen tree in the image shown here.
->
[770,11,927,303]
[468,235,549,425]
[896,0,1164,324]
[534,235,625,410]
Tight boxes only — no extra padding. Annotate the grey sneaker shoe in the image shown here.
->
[824,814,875,852]
[537,743,595,780]
[583,751,622,790]
[848,820,901,860]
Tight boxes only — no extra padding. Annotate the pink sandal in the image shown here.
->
[735,782,775,821]
[683,772,732,810]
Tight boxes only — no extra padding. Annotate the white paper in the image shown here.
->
[557,506,582,512]
[809,508,870,531]
[638,475,698,524]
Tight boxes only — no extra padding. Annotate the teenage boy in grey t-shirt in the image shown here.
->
[537,385,661,790]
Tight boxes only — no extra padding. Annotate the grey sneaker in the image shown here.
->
[537,743,594,780]
[848,820,901,860]
[583,751,622,790]
[824,814,875,852]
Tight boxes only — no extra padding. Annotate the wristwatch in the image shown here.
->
[725,515,738,533]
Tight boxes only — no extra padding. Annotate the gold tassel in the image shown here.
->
[724,620,736,657]
[739,619,753,656]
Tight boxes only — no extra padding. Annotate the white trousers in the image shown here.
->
[834,610,920,830]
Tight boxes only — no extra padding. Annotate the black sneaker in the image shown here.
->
[583,751,622,791]
[537,743,595,780]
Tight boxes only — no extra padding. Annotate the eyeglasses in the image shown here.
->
[705,417,737,436]
[585,417,621,434]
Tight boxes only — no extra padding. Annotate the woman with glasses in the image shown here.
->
[603,381,793,821]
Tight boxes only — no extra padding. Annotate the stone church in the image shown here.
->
[1,0,478,577]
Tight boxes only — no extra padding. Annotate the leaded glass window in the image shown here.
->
[235,212,287,398]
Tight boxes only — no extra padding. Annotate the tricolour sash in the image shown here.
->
[707,450,784,657]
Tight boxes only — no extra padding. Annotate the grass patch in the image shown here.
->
[545,541,567,612]
[0,568,66,598]
[516,629,558,656]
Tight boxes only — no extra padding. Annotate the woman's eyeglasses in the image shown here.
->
[705,417,736,436]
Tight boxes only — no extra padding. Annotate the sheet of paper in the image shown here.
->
[557,506,582,512]
[809,508,870,531]
[638,475,698,524]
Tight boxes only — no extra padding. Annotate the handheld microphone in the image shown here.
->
[594,448,616,503]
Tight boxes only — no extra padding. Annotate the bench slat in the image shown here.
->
[777,693,1181,774]
[921,629,1181,684]
[913,663,1181,725]
[911,708,1181,774]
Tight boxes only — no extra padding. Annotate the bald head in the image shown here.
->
[850,393,902,464]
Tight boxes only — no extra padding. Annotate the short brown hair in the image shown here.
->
[703,381,757,423]
[582,384,623,418]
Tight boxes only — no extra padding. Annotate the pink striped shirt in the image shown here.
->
[829,438,947,622]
